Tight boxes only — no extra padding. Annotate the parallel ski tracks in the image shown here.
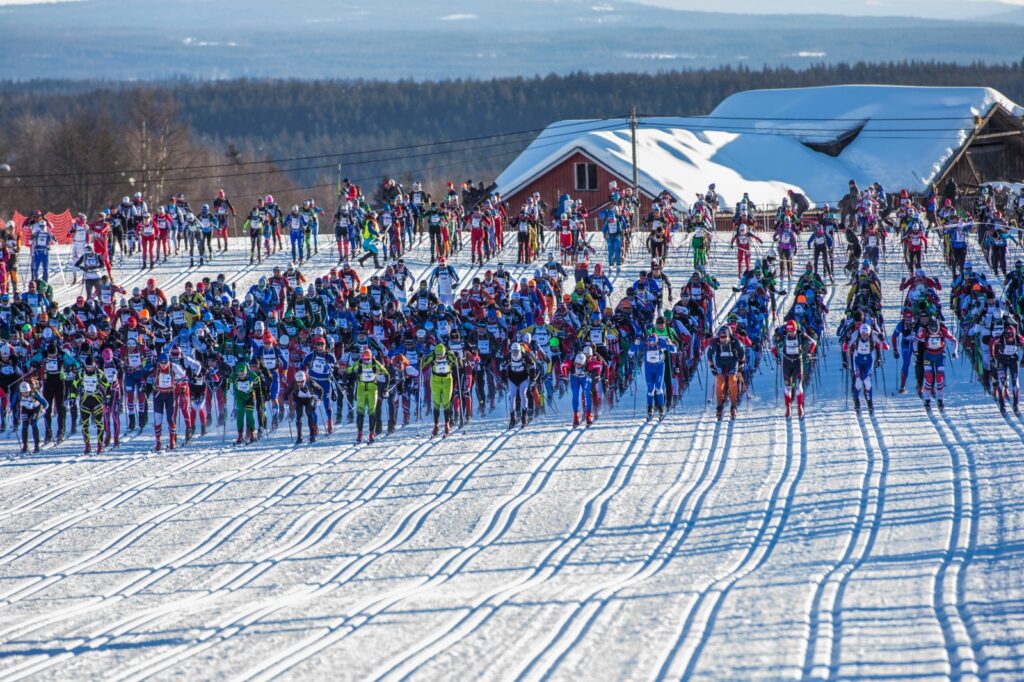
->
[367,418,669,682]
[799,409,888,679]
[98,417,554,681]
[238,418,601,681]
[653,405,808,679]
[928,409,985,678]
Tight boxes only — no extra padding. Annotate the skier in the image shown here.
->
[707,325,745,420]
[421,342,459,436]
[771,319,817,419]
[844,323,884,414]
[230,359,261,444]
[151,351,186,451]
[284,369,324,444]
[917,318,957,411]
[428,256,460,307]
[17,381,48,454]
[301,334,338,435]
[501,341,535,429]
[637,333,676,420]
[568,351,593,427]
[991,323,1023,414]
[77,355,111,454]
[731,223,762,279]
[348,348,386,444]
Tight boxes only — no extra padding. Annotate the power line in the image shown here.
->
[7,117,621,181]
[9,121,627,192]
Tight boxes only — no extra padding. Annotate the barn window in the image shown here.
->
[575,162,597,191]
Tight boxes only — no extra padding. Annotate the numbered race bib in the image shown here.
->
[434,358,450,375]
[45,359,58,372]
[646,349,662,364]
[83,375,98,393]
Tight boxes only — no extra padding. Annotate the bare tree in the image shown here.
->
[46,107,126,214]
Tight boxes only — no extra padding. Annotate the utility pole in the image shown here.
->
[629,106,640,233]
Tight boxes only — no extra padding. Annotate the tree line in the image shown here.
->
[2,59,1022,216]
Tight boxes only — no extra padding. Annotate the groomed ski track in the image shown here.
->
[1,233,1023,680]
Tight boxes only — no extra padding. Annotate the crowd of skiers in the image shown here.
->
[2,176,1023,455]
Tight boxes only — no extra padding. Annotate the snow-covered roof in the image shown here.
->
[495,85,1024,209]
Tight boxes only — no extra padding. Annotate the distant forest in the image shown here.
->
[1,60,1023,214]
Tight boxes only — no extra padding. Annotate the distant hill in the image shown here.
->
[0,0,1021,79]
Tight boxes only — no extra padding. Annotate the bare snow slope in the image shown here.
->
[1,231,1023,679]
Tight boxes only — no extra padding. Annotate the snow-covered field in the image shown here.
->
[2,231,1024,680]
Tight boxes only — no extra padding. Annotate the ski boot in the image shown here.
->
[368,430,375,444]
[83,442,91,455]
[784,402,791,419]
[573,412,580,428]
[154,437,162,452]
[866,399,874,415]
[797,401,804,419]
[356,428,363,444]
[730,407,737,420]
[247,429,256,444]
[327,418,334,435]
[296,435,303,445]
[201,421,207,437]
[508,413,516,430]
[853,397,861,413]
[168,433,176,451]
[309,427,317,443]
[716,406,724,421]
[444,421,451,437]
[937,399,944,412]
[647,406,653,421]
[586,411,593,426]
[44,431,52,444]
[97,440,104,454]
[235,431,244,445]
[521,411,528,428]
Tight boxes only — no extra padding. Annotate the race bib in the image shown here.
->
[646,349,662,364]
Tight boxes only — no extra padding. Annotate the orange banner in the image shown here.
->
[13,209,75,245]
